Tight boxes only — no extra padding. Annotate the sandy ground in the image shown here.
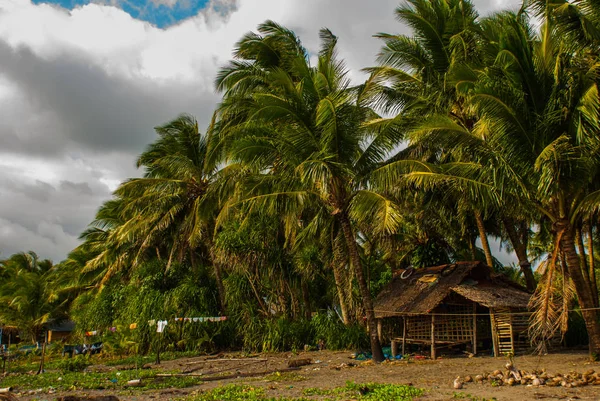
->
[12,350,600,401]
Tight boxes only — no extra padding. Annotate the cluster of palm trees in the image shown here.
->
[0,252,72,344]
[2,0,600,361]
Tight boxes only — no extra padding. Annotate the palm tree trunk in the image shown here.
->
[468,236,477,260]
[502,217,536,291]
[561,221,600,360]
[332,259,351,325]
[587,223,598,307]
[338,212,384,362]
[301,280,311,320]
[474,210,494,268]
[576,227,590,283]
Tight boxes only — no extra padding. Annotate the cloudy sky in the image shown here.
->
[0,0,521,263]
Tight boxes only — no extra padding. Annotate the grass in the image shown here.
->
[0,368,202,393]
[184,382,423,401]
[303,382,423,401]
[1,349,205,375]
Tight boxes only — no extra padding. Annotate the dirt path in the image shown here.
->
[12,350,600,401]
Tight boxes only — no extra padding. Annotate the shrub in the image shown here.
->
[58,355,91,372]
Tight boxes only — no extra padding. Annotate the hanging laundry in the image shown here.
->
[109,327,117,332]
[129,323,137,330]
[148,320,156,326]
[157,320,168,333]
[85,331,98,336]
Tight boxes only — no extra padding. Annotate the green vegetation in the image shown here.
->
[0,368,200,392]
[186,382,422,401]
[2,0,600,364]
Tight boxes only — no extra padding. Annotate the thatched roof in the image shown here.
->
[0,325,19,335]
[373,261,531,319]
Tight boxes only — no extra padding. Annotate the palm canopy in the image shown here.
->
[525,0,600,47]
[85,115,221,281]
[214,21,406,361]
[215,23,401,236]
[365,0,480,119]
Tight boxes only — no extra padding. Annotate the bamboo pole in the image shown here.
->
[430,315,436,360]
[402,317,407,356]
[472,303,477,355]
[509,312,515,354]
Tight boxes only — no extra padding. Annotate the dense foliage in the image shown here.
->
[2,0,600,360]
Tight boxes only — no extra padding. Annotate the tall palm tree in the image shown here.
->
[392,9,600,358]
[214,22,405,362]
[126,115,228,312]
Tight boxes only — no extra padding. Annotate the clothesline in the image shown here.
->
[85,316,228,336]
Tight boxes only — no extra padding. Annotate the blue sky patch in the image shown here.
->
[33,0,211,28]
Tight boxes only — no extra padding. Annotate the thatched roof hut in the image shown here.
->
[373,261,532,358]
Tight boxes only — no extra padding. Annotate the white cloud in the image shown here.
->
[0,0,520,262]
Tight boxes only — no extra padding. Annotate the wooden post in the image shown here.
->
[509,312,514,354]
[402,317,407,355]
[377,319,383,344]
[430,315,436,360]
[391,340,398,358]
[472,303,477,355]
[490,309,499,357]
[156,333,161,365]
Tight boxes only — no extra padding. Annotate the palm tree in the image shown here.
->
[368,1,539,289]
[399,9,600,358]
[214,22,405,362]
[0,252,69,344]
[87,115,229,313]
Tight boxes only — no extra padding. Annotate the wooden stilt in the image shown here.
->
[391,340,398,358]
[472,303,477,355]
[509,313,514,354]
[377,319,383,343]
[402,317,407,355]
[430,315,436,360]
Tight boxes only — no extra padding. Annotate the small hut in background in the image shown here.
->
[374,261,532,359]
[46,321,75,343]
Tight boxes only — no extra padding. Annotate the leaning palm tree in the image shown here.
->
[214,22,404,362]
[108,115,228,313]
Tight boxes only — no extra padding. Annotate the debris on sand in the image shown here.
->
[288,358,312,368]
